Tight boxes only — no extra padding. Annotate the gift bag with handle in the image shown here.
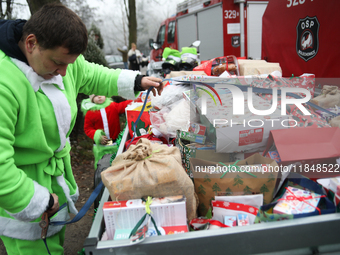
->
[191,153,280,217]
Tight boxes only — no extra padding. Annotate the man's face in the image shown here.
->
[25,35,79,80]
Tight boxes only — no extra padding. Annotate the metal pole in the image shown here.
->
[239,0,245,57]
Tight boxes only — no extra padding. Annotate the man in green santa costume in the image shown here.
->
[0,3,163,255]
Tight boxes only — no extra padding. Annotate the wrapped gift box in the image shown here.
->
[273,186,321,215]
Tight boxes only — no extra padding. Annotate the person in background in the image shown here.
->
[82,95,132,169]
[117,45,128,69]
[0,3,163,255]
[128,42,142,71]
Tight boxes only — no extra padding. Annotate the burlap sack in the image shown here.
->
[311,85,340,109]
[330,115,340,128]
[101,138,197,221]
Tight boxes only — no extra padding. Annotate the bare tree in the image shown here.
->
[60,0,98,28]
[0,0,14,19]
[121,4,128,47]
[123,0,137,49]
[26,0,60,14]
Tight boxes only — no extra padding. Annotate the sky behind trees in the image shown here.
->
[12,0,184,55]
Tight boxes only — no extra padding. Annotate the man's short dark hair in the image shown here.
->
[22,3,88,54]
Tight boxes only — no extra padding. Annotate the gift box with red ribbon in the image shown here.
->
[273,186,323,215]
[255,172,336,223]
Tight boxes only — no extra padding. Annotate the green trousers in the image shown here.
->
[1,227,65,255]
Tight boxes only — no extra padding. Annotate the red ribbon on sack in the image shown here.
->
[277,187,326,215]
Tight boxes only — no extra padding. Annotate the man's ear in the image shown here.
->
[25,34,38,53]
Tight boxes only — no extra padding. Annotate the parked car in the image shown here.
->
[105,55,125,69]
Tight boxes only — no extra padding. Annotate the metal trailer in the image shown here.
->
[84,127,340,255]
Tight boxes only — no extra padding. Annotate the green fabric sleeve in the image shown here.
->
[94,129,105,145]
[71,55,140,100]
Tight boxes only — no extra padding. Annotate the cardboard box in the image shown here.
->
[266,150,281,163]
[103,196,187,240]
[224,216,237,227]
[165,71,207,79]
[195,86,289,153]
[179,131,206,144]
[263,127,340,178]
[200,112,288,153]
[195,148,231,162]
[237,59,282,76]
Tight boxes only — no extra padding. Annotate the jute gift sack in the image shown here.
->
[330,115,340,128]
[101,138,197,221]
[310,85,340,109]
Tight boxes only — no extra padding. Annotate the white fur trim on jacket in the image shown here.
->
[70,187,79,203]
[0,206,69,240]
[10,58,71,152]
[117,69,140,100]
[56,175,78,215]
[6,181,50,222]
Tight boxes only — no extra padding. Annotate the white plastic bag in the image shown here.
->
[151,85,189,110]
[150,99,198,137]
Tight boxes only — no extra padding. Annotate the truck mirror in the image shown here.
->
[149,39,154,48]
[152,43,161,50]
[192,40,201,47]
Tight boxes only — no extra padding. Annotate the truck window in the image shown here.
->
[157,25,166,45]
[167,21,176,43]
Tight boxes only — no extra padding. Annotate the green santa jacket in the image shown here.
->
[0,50,140,240]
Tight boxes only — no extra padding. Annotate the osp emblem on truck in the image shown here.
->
[296,16,319,61]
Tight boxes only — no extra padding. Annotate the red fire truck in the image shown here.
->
[149,0,340,79]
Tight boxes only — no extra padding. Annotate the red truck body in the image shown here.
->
[149,0,340,79]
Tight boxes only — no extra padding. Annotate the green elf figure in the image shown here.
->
[81,95,132,169]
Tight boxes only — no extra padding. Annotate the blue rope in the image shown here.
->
[43,238,51,255]
[49,181,104,226]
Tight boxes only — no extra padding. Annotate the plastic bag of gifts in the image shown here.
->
[255,172,336,223]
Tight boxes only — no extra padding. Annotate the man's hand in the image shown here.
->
[140,76,164,96]
[100,135,109,145]
[46,193,59,218]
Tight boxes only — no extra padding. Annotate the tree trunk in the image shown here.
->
[128,0,137,48]
[26,0,61,15]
